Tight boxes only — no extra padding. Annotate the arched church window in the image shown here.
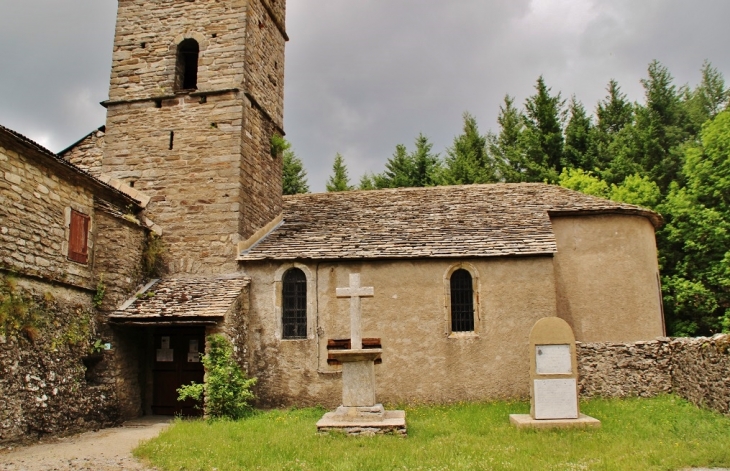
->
[450,269,474,332]
[176,39,199,90]
[282,268,307,339]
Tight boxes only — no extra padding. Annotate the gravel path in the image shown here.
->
[0,416,171,471]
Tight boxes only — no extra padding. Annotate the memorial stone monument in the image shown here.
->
[316,274,407,436]
[510,317,601,429]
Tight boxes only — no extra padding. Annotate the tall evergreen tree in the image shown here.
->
[563,96,594,170]
[635,60,689,192]
[325,153,353,192]
[373,134,440,188]
[442,113,497,185]
[282,147,309,195]
[684,61,729,133]
[521,76,566,183]
[596,79,634,136]
[491,95,525,182]
[591,79,636,182]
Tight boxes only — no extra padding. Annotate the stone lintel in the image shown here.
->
[509,413,601,429]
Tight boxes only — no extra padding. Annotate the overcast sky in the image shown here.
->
[1,1,730,192]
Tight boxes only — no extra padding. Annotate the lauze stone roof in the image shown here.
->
[110,275,249,323]
[239,183,661,261]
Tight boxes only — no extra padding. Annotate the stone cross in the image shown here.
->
[336,273,374,350]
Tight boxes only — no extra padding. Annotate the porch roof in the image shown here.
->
[109,274,249,324]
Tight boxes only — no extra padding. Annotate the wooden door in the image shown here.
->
[152,327,205,416]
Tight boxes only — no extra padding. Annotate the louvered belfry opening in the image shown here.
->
[176,38,199,90]
[450,269,474,332]
[282,268,307,339]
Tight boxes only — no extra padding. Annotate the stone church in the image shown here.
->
[0,0,664,428]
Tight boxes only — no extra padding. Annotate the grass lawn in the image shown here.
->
[134,395,730,470]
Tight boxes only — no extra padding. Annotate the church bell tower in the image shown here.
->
[101,0,287,274]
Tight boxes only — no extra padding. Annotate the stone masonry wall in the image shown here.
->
[245,0,286,129]
[59,128,105,178]
[103,93,246,274]
[92,203,148,312]
[0,277,121,445]
[109,0,249,101]
[0,133,95,289]
[578,335,730,416]
[671,336,730,416]
[103,0,285,275]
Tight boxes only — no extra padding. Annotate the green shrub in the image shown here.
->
[177,334,257,420]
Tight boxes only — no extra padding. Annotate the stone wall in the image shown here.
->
[0,277,121,445]
[92,202,148,312]
[671,336,730,416]
[1,132,96,289]
[102,0,285,275]
[59,127,105,178]
[578,335,730,416]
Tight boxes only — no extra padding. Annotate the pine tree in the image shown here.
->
[325,153,353,192]
[442,113,497,185]
[684,61,729,133]
[520,76,566,183]
[591,80,635,179]
[381,144,415,188]
[491,95,525,182]
[635,60,689,192]
[374,134,441,188]
[563,96,594,170]
[282,147,309,195]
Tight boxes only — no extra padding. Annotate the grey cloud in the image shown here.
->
[2,1,730,192]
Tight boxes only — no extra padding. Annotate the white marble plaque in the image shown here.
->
[534,378,578,419]
[535,344,572,375]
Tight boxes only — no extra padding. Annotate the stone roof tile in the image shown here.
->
[239,183,660,261]
[110,274,249,321]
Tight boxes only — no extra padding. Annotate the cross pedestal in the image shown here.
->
[316,274,407,436]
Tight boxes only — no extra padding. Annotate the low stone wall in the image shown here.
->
[671,336,730,416]
[577,335,730,416]
[0,277,121,445]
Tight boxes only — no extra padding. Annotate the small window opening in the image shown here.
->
[169,131,175,150]
[282,268,307,339]
[141,42,146,49]
[212,33,217,38]
[129,180,135,188]
[450,269,474,332]
[154,100,162,108]
[175,38,199,90]
[199,95,207,104]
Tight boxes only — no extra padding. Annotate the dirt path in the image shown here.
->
[0,416,171,471]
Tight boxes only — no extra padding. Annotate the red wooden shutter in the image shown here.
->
[68,210,90,264]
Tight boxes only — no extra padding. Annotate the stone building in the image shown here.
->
[1,0,666,439]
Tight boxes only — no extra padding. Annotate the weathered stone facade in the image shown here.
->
[59,127,105,178]
[0,278,119,445]
[578,335,730,416]
[0,125,152,443]
[1,130,95,289]
[101,0,285,275]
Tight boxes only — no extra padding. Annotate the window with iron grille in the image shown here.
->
[450,269,474,332]
[282,268,307,339]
